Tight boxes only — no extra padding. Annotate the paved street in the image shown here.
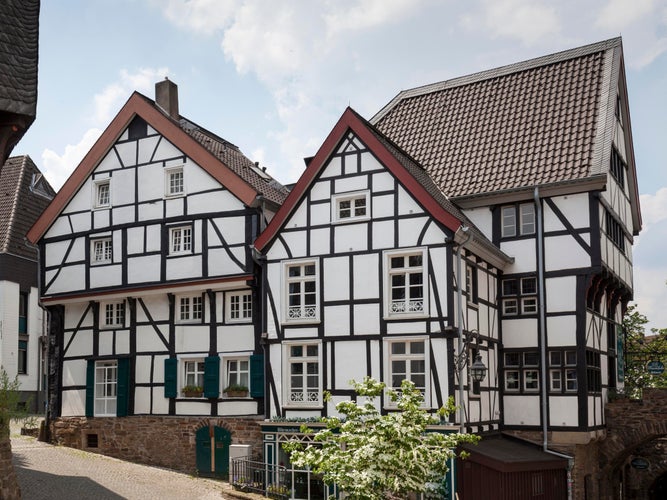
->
[10,428,256,500]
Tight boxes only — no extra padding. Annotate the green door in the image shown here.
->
[195,426,231,478]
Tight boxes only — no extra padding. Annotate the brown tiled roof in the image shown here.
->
[179,120,289,206]
[0,155,55,260]
[0,1,39,119]
[372,38,621,199]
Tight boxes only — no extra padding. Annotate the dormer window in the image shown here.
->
[165,166,184,197]
[332,191,370,223]
[93,179,111,208]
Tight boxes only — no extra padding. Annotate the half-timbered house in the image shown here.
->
[371,37,641,499]
[254,37,640,499]
[0,155,54,413]
[27,79,288,477]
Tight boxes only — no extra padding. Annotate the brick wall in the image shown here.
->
[0,437,21,500]
[50,415,264,474]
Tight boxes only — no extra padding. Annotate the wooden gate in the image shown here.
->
[196,425,232,478]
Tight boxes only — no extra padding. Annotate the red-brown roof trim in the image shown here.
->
[27,92,259,243]
[254,107,462,252]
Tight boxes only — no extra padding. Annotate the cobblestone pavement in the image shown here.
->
[10,424,261,500]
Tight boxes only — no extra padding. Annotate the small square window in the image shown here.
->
[93,179,111,208]
[549,351,562,366]
[524,370,539,391]
[505,370,519,391]
[332,191,370,223]
[524,352,539,366]
[91,238,112,264]
[502,279,518,296]
[505,352,520,366]
[521,277,537,295]
[169,226,193,254]
[503,298,518,315]
[165,167,184,197]
[522,297,538,314]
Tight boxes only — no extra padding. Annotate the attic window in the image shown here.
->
[93,179,111,209]
[332,191,370,223]
[165,166,184,197]
[128,116,148,140]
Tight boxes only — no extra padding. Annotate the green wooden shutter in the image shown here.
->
[164,358,178,398]
[203,356,220,398]
[116,358,130,417]
[85,359,95,417]
[249,354,264,397]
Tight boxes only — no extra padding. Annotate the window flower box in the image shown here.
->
[182,385,203,398]
[224,384,249,398]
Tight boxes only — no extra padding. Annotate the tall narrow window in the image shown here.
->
[226,359,249,390]
[385,249,427,316]
[165,166,184,197]
[95,360,117,416]
[102,302,125,328]
[285,343,321,406]
[92,238,112,264]
[178,295,203,322]
[501,203,535,237]
[183,359,205,390]
[18,340,27,374]
[94,179,110,208]
[169,226,192,254]
[284,260,318,321]
[227,292,252,322]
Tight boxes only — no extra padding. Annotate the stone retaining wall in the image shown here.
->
[50,415,264,474]
[0,437,21,500]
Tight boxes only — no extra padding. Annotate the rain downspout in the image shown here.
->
[534,187,574,500]
[455,225,472,433]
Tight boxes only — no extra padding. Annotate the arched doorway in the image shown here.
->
[649,473,667,500]
[196,425,232,478]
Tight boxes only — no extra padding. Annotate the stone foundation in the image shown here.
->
[50,415,264,474]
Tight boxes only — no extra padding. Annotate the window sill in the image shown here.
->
[383,313,429,321]
[332,216,370,225]
[281,319,321,326]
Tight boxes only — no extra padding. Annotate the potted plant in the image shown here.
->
[224,383,249,398]
[182,385,203,398]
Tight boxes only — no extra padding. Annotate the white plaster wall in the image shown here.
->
[545,235,590,271]
[372,194,395,220]
[323,305,350,336]
[218,401,259,416]
[335,175,367,193]
[503,396,540,425]
[310,180,330,201]
[398,217,429,247]
[334,224,368,253]
[46,264,86,295]
[323,257,349,301]
[310,202,330,226]
[308,228,330,255]
[372,171,395,192]
[287,201,308,229]
[138,202,163,221]
[353,303,380,334]
[61,389,85,416]
[386,321,427,335]
[166,255,202,280]
[321,156,341,178]
[371,220,395,249]
[352,253,379,299]
[546,276,577,312]
[218,325,254,351]
[501,318,538,347]
[544,194,590,231]
[64,330,94,358]
[280,231,307,258]
[334,341,367,388]
[90,265,122,288]
[134,387,153,414]
[549,396,579,426]
[360,151,383,173]
[151,387,169,414]
[462,207,493,241]
[134,354,153,384]
[0,281,18,376]
[546,315,577,346]
[62,359,87,387]
[136,325,170,352]
[112,168,135,205]
[175,326,209,352]
[137,135,161,164]
[151,137,182,164]
[501,240,536,273]
[397,186,423,217]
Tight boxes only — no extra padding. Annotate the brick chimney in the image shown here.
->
[155,78,179,120]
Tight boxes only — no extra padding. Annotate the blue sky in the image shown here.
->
[15,0,667,331]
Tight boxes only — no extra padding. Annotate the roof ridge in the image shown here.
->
[372,37,621,124]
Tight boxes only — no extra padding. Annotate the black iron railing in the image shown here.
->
[230,457,290,498]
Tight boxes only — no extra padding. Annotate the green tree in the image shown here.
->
[0,369,24,439]
[623,305,667,398]
[283,377,479,500]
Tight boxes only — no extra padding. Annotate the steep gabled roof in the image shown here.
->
[28,91,288,244]
[255,107,512,269]
[372,38,639,218]
[0,155,55,260]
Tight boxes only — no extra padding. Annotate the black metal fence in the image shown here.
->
[230,457,290,498]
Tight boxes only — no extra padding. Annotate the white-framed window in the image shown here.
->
[169,225,193,255]
[332,191,370,223]
[177,295,203,322]
[283,259,319,322]
[165,166,184,197]
[91,238,112,264]
[549,350,577,393]
[102,302,125,328]
[95,360,117,416]
[384,248,428,317]
[226,292,252,322]
[385,337,429,405]
[284,342,321,407]
[502,276,537,316]
[503,351,540,393]
[501,203,535,237]
[465,264,478,305]
[225,358,250,392]
[93,179,111,209]
[183,358,205,390]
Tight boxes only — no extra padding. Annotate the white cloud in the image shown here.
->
[639,188,667,227]
[596,0,655,30]
[324,0,419,37]
[93,67,169,123]
[41,128,102,190]
[160,0,239,35]
[460,0,561,46]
